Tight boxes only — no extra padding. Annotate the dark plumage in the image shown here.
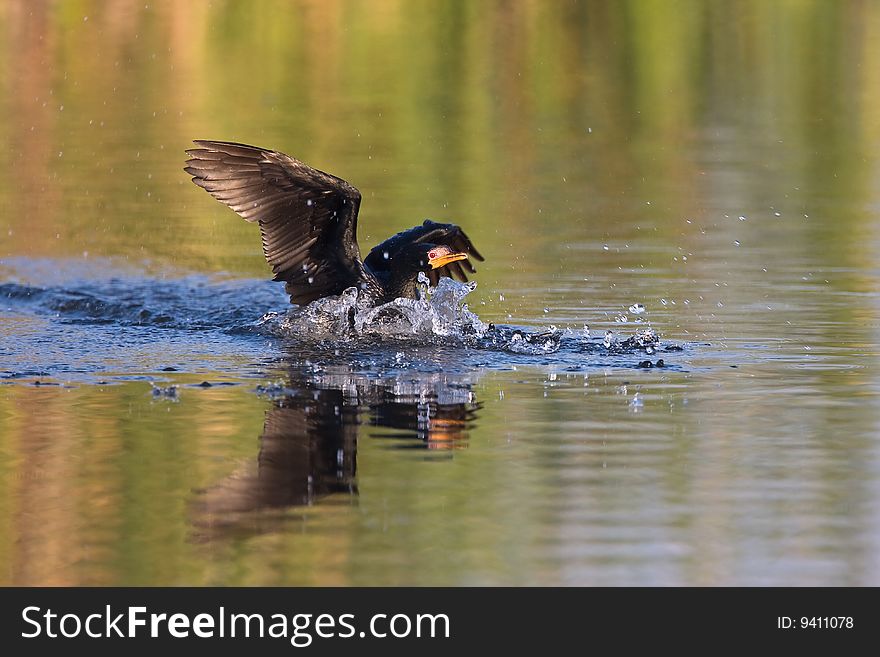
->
[184,140,483,305]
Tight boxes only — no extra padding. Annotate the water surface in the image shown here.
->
[1,0,880,586]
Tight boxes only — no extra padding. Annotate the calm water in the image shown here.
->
[2,0,880,586]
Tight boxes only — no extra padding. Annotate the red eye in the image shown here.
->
[429,250,437,259]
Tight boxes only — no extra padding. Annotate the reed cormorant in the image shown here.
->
[184,141,484,306]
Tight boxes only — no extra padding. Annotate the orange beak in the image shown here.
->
[429,252,468,269]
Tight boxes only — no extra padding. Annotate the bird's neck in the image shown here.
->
[371,267,422,304]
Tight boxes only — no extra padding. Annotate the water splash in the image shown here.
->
[608,327,661,353]
[259,276,490,342]
[253,277,577,356]
[498,327,562,355]
[628,303,646,315]
[603,330,615,348]
[1,259,685,383]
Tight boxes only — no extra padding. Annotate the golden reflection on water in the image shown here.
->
[2,1,878,278]
[1,1,880,585]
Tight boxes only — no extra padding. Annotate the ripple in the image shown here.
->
[0,261,684,383]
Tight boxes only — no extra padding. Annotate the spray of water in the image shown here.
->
[257,275,490,342]
[253,276,665,359]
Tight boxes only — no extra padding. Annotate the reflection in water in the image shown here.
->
[192,368,480,538]
[2,1,879,586]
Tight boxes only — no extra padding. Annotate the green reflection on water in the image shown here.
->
[1,361,876,586]
[1,0,880,585]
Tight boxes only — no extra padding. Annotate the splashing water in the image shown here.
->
[0,259,683,382]
[604,330,615,348]
[605,327,661,354]
[499,327,562,355]
[629,303,646,315]
[254,276,573,355]
[259,275,490,342]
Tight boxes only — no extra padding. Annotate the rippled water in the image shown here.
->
[2,1,880,586]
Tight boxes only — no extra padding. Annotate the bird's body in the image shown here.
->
[184,141,483,306]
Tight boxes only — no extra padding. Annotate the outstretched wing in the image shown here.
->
[185,140,378,305]
[364,219,485,286]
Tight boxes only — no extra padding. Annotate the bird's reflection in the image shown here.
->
[191,367,481,538]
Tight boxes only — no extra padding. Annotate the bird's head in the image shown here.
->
[408,243,469,272]
[379,243,471,300]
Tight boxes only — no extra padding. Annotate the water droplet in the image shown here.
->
[602,244,609,251]
[306,199,313,206]
[543,307,550,313]
[628,303,645,315]
[307,276,314,284]
[734,240,741,246]
[382,251,389,260]
[738,215,747,221]
[660,298,668,306]
[499,294,505,301]
[603,331,614,348]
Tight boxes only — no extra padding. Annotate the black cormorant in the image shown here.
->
[184,141,484,306]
